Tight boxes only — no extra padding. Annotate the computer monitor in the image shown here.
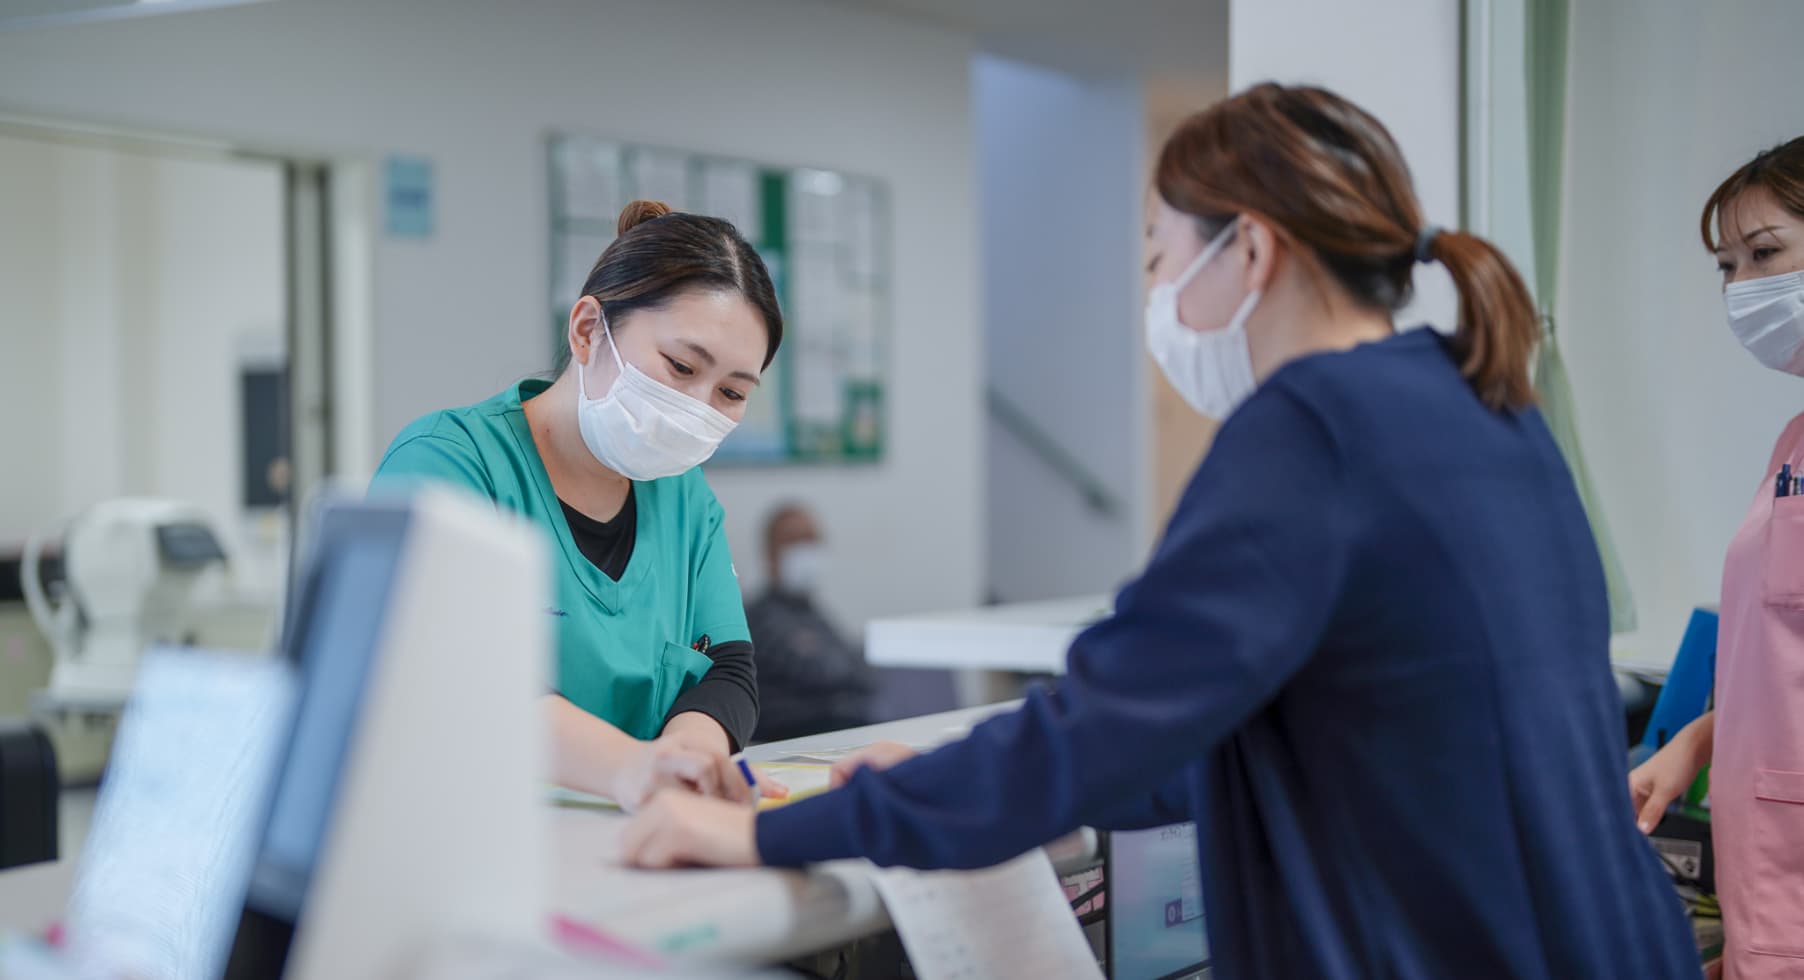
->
[1107,823,1210,980]
[226,488,547,980]
[223,499,413,979]
[57,649,295,980]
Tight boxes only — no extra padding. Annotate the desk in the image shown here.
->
[0,860,71,934]
[864,595,1109,674]
[553,701,1099,964]
[0,703,1096,968]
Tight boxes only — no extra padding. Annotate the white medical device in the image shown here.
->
[21,499,228,706]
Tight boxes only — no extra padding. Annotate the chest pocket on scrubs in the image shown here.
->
[655,641,714,721]
[1764,495,1804,609]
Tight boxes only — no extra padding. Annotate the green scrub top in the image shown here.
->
[369,379,749,740]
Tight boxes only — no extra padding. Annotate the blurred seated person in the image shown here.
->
[745,504,873,742]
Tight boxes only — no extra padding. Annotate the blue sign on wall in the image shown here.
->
[384,156,434,239]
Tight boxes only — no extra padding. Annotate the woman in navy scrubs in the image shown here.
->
[621,85,1700,978]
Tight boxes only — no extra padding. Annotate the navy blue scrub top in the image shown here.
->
[757,329,1700,979]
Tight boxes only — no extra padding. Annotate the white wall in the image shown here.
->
[1559,0,1804,664]
[0,135,284,586]
[974,54,1146,603]
[0,138,65,541]
[0,0,984,630]
[1227,0,1461,331]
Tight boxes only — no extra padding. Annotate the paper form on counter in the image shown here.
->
[548,786,623,811]
[869,848,1103,980]
[548,763,831,813]
[753,763,833,811]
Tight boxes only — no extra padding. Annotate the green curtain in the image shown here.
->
[1523,0,1638,633]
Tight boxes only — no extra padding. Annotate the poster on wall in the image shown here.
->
[548,133,889,465]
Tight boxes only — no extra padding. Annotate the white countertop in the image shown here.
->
[863,595,1110,673]
[866,597,1673,699]
[551,701,1104,964]
[0,702,1096,968]
[0,860,71,935]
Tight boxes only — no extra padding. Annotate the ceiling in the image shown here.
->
[808,0,1228,77]
[4,0,1228,75]
[0,0,270,31]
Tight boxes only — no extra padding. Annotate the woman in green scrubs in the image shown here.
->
[370,200,781,810]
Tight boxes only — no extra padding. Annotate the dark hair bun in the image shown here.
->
[617,199,673,236]
[574,205,784,372]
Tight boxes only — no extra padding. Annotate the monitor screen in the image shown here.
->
[1108,823,1209,980]
[60,651,294,980]
[245,535,403,917]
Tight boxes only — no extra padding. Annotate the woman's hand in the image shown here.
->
[618,737,918,861]
[621,789,761,868]
[657,712,788,801]
[828,740,919,788]
[611,734,769,811]
[543,697,782,809]
[1628,715,1712,834]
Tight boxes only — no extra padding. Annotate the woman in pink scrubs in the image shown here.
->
[1631,135,1804,979]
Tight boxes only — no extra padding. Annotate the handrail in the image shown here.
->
[985,386,1122,518]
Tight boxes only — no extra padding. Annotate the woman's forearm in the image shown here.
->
[544,694,640,796]
[1678,709,1716,770]
[662,710,733,756]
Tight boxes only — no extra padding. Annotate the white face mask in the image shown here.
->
[1725,270,1804,376]
[1145,219,1263,419]
[777,542,826,596]
[575,314,738,480]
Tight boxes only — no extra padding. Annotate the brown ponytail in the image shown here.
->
[1425,229,1540,409]
[616,198,673,236]
[1155,83,1540,410]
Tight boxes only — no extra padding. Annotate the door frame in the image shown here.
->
[0,110,372,533]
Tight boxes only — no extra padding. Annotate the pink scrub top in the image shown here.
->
[1716,411,1804,977]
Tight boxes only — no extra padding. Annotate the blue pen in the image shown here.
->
[735,757,757,791]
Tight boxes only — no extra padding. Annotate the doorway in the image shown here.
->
[0,116,349,788]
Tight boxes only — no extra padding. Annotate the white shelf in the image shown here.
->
[864,595,1110,674]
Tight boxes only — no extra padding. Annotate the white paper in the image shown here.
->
[793,343,844,426]
[785,247,832,323]
[760,746,870,764]
[548,786,622,811]
[843,180,880,285]
[842,288,882,380]
[554,138,624,221]
[870,849,1103,980]
[557,231,614,304]
[752,763,832,806]
[62,648,296,980]
[699,161,761,239]
[548,808,865,962]
[784,248,847,427]
[627,148,691,209]
[790,171,844,246]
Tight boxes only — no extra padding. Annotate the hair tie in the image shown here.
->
[1414,225,1443,265]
